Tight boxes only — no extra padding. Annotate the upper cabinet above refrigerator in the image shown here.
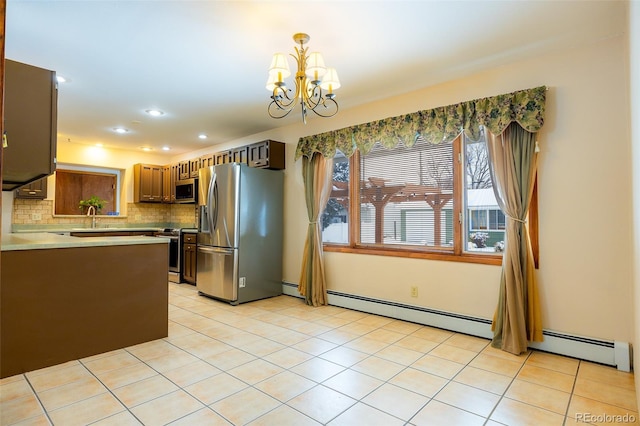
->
[247,140,285,170]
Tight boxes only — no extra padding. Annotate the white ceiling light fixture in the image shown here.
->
[140,146,152,152]
[145,109,164,117]
[266,33,340,124]
[113,127,129,134]
[162,146,171,151]
[56,75,67,83]
[198,134,208,140]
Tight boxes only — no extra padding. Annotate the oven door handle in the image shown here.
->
[155,235,179,240]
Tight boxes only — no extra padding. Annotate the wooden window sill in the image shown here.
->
[323,244,503,266]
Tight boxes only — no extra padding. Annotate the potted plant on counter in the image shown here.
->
[79,195,107,215]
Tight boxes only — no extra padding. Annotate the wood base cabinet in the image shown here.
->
[182,232,197,284]
[1,243,168,378]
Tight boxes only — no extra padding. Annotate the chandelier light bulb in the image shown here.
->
[305,52,327,81]
[320,67,341,94]
[266,71,283,91]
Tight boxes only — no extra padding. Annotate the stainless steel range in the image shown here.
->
[155,228,180,283]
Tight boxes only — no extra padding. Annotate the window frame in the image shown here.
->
[322,136,539,267]
[52,164,122,217]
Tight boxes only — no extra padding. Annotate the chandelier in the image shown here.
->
[266,33,340,123]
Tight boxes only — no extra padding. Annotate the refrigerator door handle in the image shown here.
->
[207,174,217,236]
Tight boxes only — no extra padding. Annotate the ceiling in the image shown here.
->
[5,0,626,156]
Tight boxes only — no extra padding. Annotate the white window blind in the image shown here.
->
[359,139,454,250]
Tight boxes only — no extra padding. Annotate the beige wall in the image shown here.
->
[268,35,635,344]
[8,29,635,353]
[628,0,639,409]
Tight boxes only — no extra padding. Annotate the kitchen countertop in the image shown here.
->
[1,232,168,251]
[67,227,163,233]
[12,227,164,234]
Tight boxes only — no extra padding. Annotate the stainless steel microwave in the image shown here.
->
[175,178,197,203]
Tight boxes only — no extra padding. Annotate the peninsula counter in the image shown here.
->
[1,233,169,378]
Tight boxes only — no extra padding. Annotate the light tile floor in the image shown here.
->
[1,282,638,425]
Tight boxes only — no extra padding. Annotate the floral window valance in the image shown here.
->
[295,86,546,160]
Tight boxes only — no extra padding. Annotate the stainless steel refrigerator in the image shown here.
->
[196,162,283,305]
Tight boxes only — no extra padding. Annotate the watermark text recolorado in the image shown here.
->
[575,413,636,423]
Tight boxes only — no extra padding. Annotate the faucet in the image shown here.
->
[86,205,97,228]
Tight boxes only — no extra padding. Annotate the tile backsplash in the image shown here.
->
[11,198,197,231]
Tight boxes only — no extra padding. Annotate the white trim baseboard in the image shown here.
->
[282,282,632,371]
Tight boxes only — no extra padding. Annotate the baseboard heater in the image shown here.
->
[282,282,632,372]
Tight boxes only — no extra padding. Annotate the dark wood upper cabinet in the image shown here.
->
[170,164,179,202]
[162,164,172,203]
[14,177,48,199]
[3,60,58,191]
[199,154,214,170]
[215,151,231,165]
[248,140,285,170]
[133,164,163,203]
[189,159,200,178]
[231,146,248,165]
[159,141,285,200]
[178,161,190,181]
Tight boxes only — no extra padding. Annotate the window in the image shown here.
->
[468,209,505,231]
[321,151,349,244]
[469,209,487,230]
[489,209,506,230]
[54,165,121,215]
[321,130,536,265]
[464,133,505,253]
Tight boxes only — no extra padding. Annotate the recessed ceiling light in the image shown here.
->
[113,127,129,134]
[140,147,152,152]
[162,146,171,151]
[198,134,208,140]
[145,109,164,117]
[56,75,67,83]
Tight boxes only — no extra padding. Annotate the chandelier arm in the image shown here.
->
[271,86,296,111]
[303,83,324,109]
[308,96,339,118]
[268,99,295,119]
[303,84,338,117]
